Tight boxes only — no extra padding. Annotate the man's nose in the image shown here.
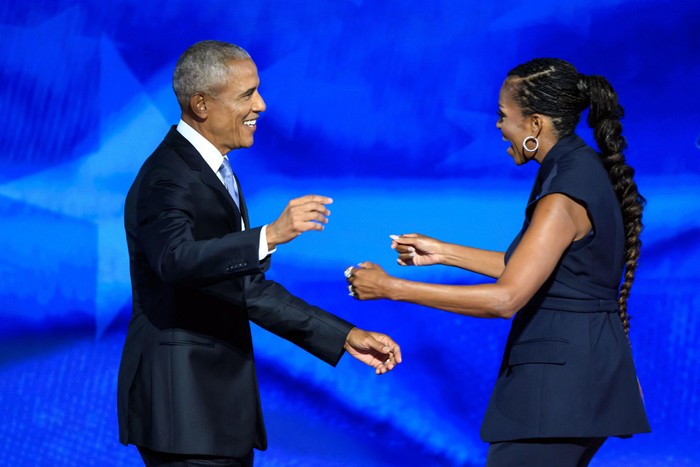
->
[254,93,266,112]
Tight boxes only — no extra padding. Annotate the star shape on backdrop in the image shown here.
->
[0,33,173,336]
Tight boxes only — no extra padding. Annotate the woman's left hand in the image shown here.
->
[345,261,393,300]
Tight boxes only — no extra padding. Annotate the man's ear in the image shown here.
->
[189,93,208,119]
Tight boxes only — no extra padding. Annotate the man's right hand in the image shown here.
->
[266,195,333,250]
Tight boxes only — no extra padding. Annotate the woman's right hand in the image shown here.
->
[390,233,443,266]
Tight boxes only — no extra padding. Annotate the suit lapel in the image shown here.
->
[200,167,244,230]
[165,127,245,231]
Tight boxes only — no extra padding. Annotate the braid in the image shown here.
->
[579,75,646,335]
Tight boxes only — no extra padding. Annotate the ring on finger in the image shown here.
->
[344,266,354,279]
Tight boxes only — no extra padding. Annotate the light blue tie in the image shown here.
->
[218,156,240,209]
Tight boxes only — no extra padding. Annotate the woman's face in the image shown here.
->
[496,80,535,165]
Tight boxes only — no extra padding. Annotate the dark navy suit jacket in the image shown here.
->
[117,127,354,457]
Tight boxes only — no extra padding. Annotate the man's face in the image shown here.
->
[202,58,266,154]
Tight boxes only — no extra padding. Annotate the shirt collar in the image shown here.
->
[176,119,226,174]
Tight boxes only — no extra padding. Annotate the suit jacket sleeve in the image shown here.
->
[136,165,266,286]
[193,272,354,366]
[245,274,353,365]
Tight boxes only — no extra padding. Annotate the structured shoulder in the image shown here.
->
[543,148,609,205]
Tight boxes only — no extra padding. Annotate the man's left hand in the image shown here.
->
[344,327,402,375]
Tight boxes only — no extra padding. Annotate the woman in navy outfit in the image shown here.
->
[346,58,650,465]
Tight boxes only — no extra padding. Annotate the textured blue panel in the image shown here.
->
[0,7,101,180]
[0,196,97,336]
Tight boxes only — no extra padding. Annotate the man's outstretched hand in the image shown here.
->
[266,195,333,250]
[344,327,402,375]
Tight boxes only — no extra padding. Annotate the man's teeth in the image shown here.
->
[243,120,256,127]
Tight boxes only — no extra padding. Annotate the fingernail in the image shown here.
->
[389,235,399,240]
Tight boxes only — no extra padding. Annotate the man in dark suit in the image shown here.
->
[117,40,401,467]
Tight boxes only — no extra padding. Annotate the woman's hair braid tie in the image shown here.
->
[586,75,624,125]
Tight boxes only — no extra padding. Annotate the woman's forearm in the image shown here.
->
[384,277,520,319]
[439,243,506,278]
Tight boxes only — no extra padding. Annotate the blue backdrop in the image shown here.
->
[1,1,699,465]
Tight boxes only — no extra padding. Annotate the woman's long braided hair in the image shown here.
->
[506,58,645,335]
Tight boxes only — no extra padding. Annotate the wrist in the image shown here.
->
[436,242,454,266]
[344,327,358,351]
[345,327,357,343]
[266,224,278,250]
[384,276,404,301]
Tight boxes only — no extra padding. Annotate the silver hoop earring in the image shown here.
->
[523,136,539,153]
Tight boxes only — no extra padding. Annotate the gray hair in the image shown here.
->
[172,40,251,110]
